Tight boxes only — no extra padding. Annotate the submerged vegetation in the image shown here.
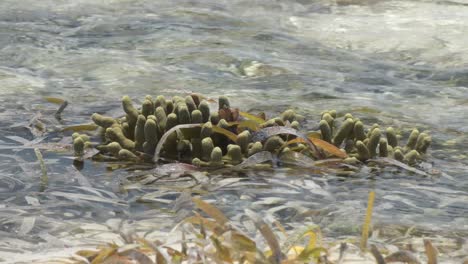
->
[45,192,450,264]
[75,94,432,174]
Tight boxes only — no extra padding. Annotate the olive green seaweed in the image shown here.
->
[218,96,230,109]
[319,120,332,143]
[155,107,167,132]
[198,100,211,123]
[417,136,431,154]
[97,142,122,156]
[118,149,138,161]
[405,129,419,151]
[200,121,213,138]
[322,113,334,129]
[191,110,203,124]
[141,99,154,117]
[291,121,300,130]
[281,109,296,122]
[134,115,146,151]
[366,124,379,138]
[248,141,263,156]
[367,128,381,158]
[404,150,420,165]
[165,100,174,114]
[263,136,285,153]
[379,138,388,157]
[143,119,158,155]
[166,113,178,130]
[333,119,354,147]
[154,95,166,111]
[236,130,251,153]
[210,147,223,166]
[177,139,192,160]
[415,133,431,154]
[73,137,85,156]
[177,103,191,124]
[201,137,215,161]
[122,96,139,139]
[210,112,220,125]
[185,95,197,113]
[353,121,366,141]
[86,94,432,169]
[105,127,135,150]
[217,119,229,130]
[356,140,370,161]
[91,113,116,128]
[394,147,404,162]
[225,144,243,165]
[121,122,131,139]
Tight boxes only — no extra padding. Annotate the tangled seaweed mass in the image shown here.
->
[73,94,431,168]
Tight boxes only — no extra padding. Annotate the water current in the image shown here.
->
[0,0,467,262]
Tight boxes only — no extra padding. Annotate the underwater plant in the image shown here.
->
[77,94,432,172]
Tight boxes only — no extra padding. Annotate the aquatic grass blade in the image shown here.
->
[372,157,427,176]
[211,125,238,142]
[34,148,48,191]
[244,209,282,264]
[227,120,260,131]
[424,239,438,264]
[360,190,375,251]
[309,137,347,158]
[192,197,229,225]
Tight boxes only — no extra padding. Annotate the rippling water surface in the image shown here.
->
[0,0,467,262]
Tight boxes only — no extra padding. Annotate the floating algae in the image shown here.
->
[84,94,432,172]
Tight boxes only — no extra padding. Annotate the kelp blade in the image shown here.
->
[239,111,266,124]
[44,96,65,104]
[62,124,98,132]
[211,125,238,142]
[360,191,375,251]
[192,197,229,225]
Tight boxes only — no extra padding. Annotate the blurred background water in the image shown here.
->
[0,0,467,262]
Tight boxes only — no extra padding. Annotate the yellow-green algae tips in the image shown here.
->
[91,113,116,128]
[319,120,332,142]
[225,144,242,165]
[356,140,370,161]
[73,137,85,156]
[210,147,223,166]
[386,127,398,147]
[333,119,354,147]
[367,128,381,158]
[236,130,251,153]
[134,115,146,151]
[106,127,135,150]
[198,100,210,122]
[248,141,263,156]
[191,110,203,124]
[143,119,158,155]
[218,96,230,109]
[201,137,214,161]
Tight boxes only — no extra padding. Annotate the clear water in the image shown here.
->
[0,0,467,262]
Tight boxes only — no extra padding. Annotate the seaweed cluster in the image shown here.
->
[318,111,431,165]
[75,94,431,168]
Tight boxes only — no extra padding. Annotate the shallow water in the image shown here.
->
[0,0,467,262]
